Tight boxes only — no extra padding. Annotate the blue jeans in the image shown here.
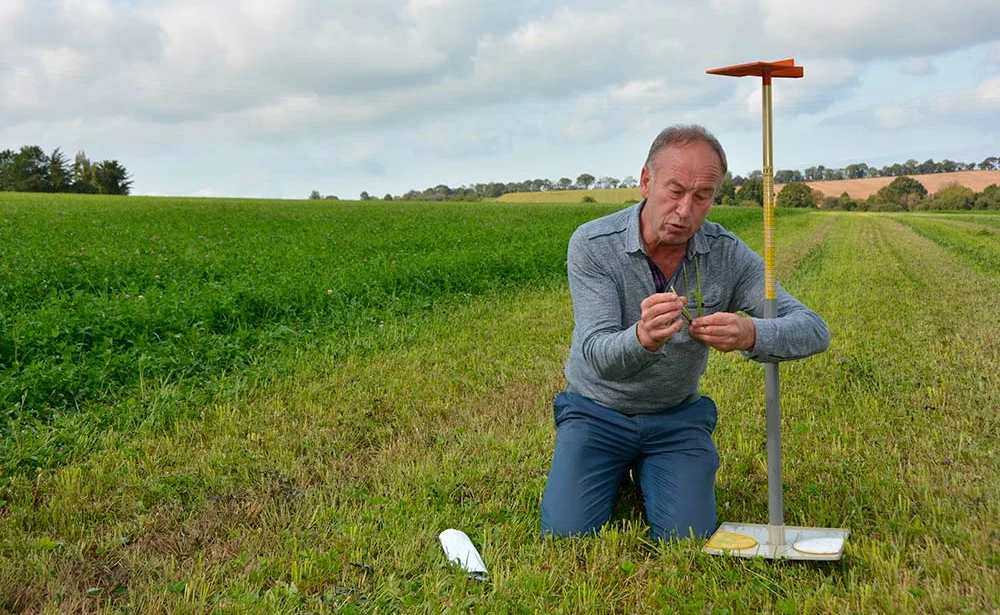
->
[540,391,720,541]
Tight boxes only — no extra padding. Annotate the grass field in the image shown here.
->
[1,194,998,613]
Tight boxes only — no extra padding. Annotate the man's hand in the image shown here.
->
[689,312,756,352]
[636,292,688,351]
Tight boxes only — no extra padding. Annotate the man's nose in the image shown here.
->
[676,193,694,217]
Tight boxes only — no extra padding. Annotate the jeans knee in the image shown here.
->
[540,497,610,538]
[649,517,717,542]
[540,515,603,538]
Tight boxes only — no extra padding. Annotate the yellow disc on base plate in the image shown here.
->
[706,530,757,551]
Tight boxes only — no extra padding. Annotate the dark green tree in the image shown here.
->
[0,149,14,190]
[974,184,1000,210]
[918,159,937,174]
[939,159,960,173]
[776,181,818,208]
[92,160,132,195]
[735,177,763,206]
[9,146,50,191]
[845,163,870,179]
[838,192,858,211]
[48,148,71,192]
[872,175,927,210]
[576,173,595,190]
[774,169,803,183]
[930,183,974,210]
[72,151,98,193]
[714,172,736,205]
[803,165,825,181]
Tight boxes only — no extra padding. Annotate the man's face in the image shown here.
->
[639,141,723,250]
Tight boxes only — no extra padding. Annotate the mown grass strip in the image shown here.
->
[702,211,999,613]
[892,214,1000,276]
[910,211,1000,229]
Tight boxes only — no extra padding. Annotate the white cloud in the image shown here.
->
[871,103,926,130]
[0,0,997,198]
[0,0,24,28]
[551,93,618,144]
[900,57,936,76]
[610,80,702,109]
[468,5,632,102]
[973,77,1000,104]
[832,75,1000,131]
[761,0,1000,58]
[776,57,861,115]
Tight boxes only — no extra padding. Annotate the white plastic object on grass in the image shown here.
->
[792,536,844,556]
[439,529,488,580]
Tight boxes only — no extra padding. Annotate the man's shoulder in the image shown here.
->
[698,220,758,266]
[575,204,637,241]
[700,219,739,244]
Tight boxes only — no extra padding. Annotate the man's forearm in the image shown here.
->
[743,310,829,362]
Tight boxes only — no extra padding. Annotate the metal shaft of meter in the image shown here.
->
[761,74,784,548]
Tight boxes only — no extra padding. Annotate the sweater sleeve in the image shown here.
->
[567,229,660,380]
[728,240,830,363]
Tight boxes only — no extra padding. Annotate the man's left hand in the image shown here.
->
[689,312,755,352]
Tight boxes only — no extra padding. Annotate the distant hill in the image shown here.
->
[781,170,1000,199]
[495,170,1000,204]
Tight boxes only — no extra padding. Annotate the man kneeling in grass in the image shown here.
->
[540,125,829,541]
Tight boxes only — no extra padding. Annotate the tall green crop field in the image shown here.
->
[0,194,621,473]
[0,194,997,613]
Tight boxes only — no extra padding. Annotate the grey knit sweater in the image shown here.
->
[563,202,829,414]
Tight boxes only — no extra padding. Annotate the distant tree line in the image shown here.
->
[313,154,998,204]
[819,178,1000,212]
[310,174,640,202]
[716,175,999,211]
[392,173,638,201]
[0,145,132,195]
[768,155,999,183]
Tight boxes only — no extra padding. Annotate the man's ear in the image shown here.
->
[639,166,651,199]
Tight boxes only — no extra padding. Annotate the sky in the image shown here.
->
[1,0,998,200]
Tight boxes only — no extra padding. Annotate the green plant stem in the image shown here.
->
[695,256,703,318]
[669,284,694,323]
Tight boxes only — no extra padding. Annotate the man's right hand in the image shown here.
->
[636,292,688,351]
